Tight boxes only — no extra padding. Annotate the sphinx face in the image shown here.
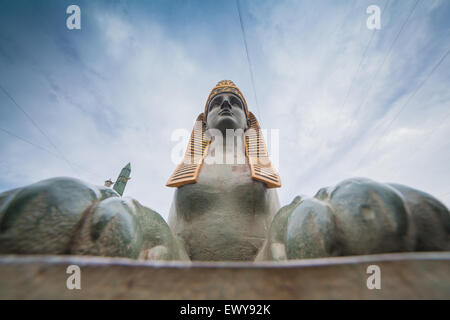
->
[205,93,249,132]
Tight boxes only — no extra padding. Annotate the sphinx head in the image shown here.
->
[205,92,249,133]
[204,80,250,134]
[166,80,281,188]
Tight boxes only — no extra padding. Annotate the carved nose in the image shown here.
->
[221,100,231,109]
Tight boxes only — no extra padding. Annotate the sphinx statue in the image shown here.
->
[0,80,448,261]
[166,80,281,261]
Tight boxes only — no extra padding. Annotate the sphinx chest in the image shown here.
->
[169,163,278,261]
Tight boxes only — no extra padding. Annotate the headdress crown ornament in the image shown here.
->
[204,80,249,117]
[167,80,281,189]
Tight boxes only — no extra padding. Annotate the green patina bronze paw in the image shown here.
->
[259,178,450,260]
[0,177,188,260]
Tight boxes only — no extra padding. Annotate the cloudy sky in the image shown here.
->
[0,0,449,220]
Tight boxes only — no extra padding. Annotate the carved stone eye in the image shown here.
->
[230,97,242,108]
[209,97,222,111]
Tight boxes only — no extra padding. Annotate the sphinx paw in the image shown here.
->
[282,177,424,259]
[71,196,189,260]
[0,177,118,254]
[140,245,170,260]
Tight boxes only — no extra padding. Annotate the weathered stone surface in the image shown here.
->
[255,196,302,261]
[170,155,280,261]
[2,176,449,263]
[0,252,448,299]
[0,177,187,260]
[275,178,450,260]
[388,183,450,251]
[0,177,111,254]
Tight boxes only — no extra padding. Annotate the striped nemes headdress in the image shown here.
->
[166,80,281,188]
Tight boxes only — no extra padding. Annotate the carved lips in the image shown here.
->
[219,110,233,117]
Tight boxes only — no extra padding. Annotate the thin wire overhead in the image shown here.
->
[356,47,450,168]
[0,84,78,175]
[0,126,105,181]
[391,106,450,181]
[0,127,60,159]
[353,0,421,117]
[338,0,391,117]
[236,0,262,124]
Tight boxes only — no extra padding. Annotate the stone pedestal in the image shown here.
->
[0,252,449,299]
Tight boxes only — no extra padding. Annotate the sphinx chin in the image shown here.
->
[216,116,238,128]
